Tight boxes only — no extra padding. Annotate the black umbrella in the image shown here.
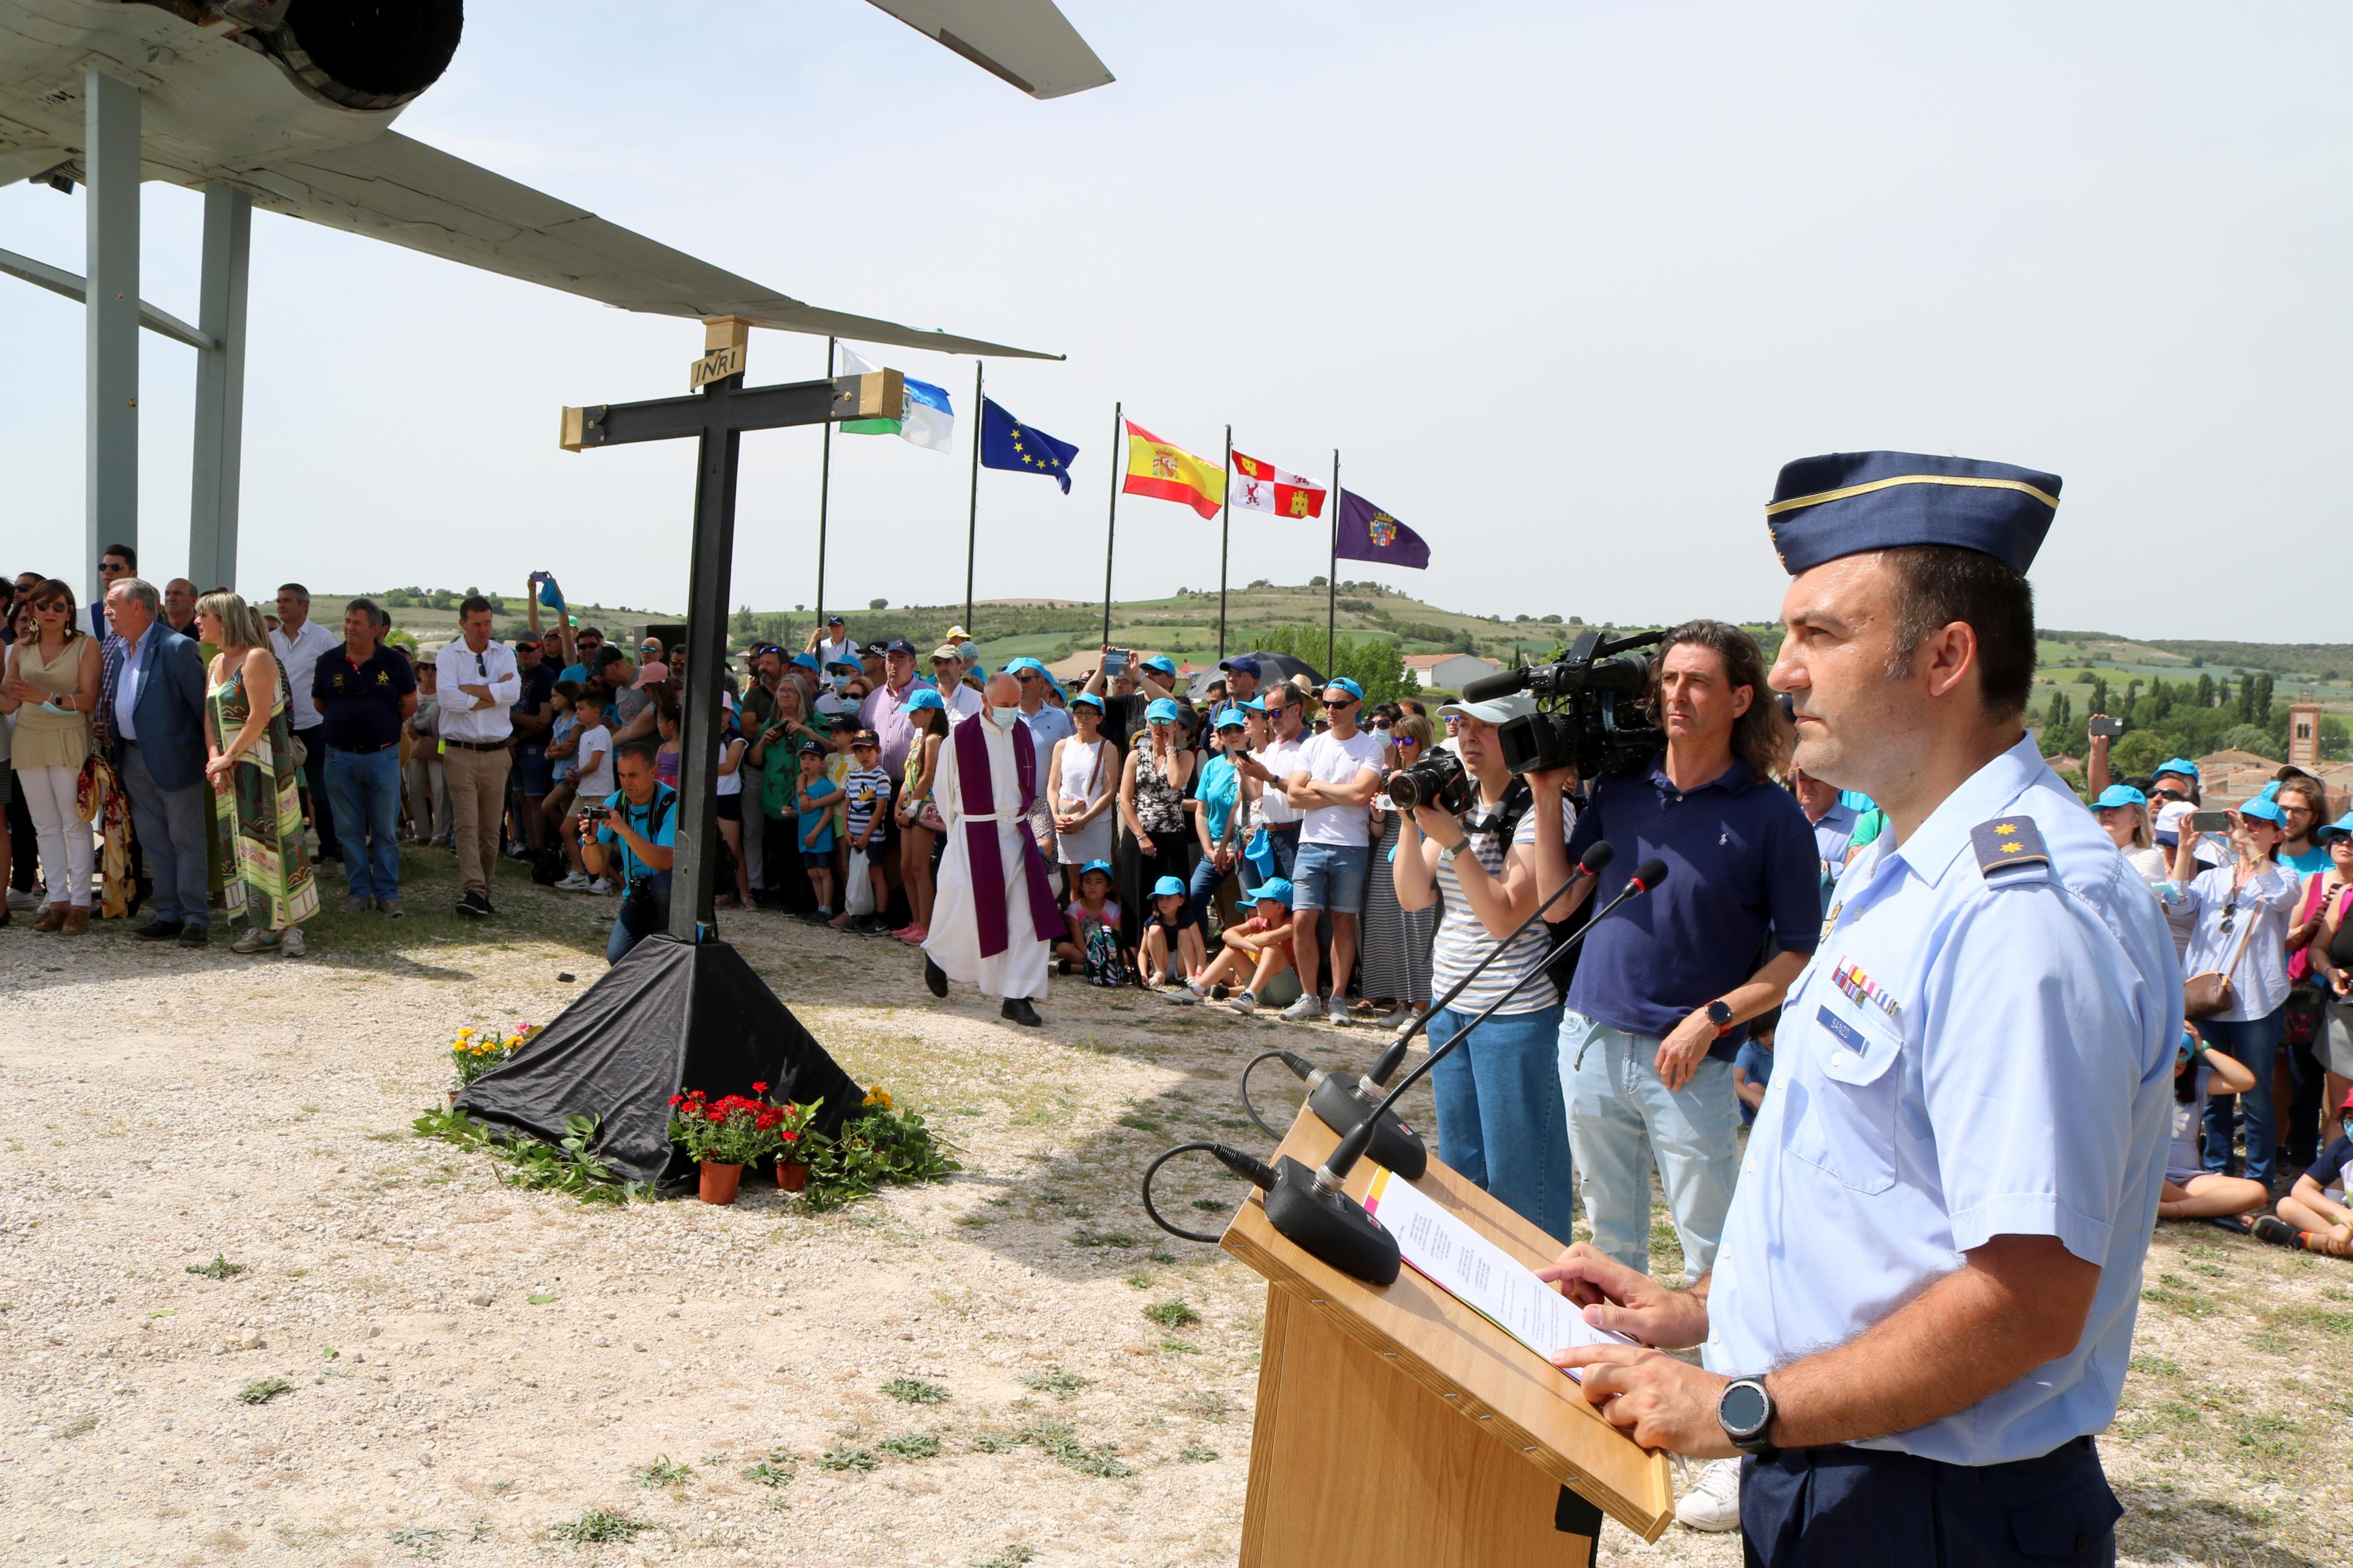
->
[1188,649,1322,699]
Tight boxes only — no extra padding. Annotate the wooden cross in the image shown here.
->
[561,316,903,941]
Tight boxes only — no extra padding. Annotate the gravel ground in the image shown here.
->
[2,846,2348,1567]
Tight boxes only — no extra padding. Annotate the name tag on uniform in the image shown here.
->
[1816,1004,1871,1058]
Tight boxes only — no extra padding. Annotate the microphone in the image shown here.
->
[1458,665,1532,703]
[1270,1051,1429,1181]
[1363,839,1614,1091]
[1260,858,1671,1285]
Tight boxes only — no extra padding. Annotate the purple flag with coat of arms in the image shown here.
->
[1333,488,1430,569]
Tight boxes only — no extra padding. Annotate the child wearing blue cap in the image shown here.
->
[1138,873,1206,989]
[1170,879,1296,1013]
[1056,859,1126,986]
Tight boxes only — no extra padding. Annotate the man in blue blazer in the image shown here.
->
[97,578,212,946]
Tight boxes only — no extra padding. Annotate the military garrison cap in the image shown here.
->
[1767,451,2061,575]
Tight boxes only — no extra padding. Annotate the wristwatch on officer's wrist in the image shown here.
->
[1718,1377,1777,1459]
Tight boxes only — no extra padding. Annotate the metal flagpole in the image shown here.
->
[1218,424,1232,660]
[1327,449,1340,678]
[1102,401,1122,648]
[814,335,835,632]
[964,360,983,636]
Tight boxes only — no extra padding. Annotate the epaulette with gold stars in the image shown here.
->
[1969,815,2051,881]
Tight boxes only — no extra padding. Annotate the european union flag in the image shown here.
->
[980,398,1079,495]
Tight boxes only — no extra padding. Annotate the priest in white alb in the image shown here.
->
[922,673,1062,1026]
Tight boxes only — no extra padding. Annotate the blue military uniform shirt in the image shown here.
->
[1705,734,2180,1466]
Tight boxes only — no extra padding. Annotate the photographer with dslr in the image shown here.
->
[1531,621,1819,1288]
[1392,691,1578,1238]
[577,739,677,963]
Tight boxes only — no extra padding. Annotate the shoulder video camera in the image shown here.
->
[1463,629,1667,778]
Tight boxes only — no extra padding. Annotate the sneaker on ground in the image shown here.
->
[1168,984,1205,1005]
[457,891,492,917]
[828,911,855,927]
[279,928,306,958]
[5,888,39,911]
[587,878,614,896]
[1327,999,1355,1026]
[2252,1215,2299,1248]
[1279,996,1322,1023]
[1378,1005,1424,1032]
[1675,1458,1742,1533]
[555,873,590,891]
[377,899,403,919]
[1230,991,1258,1015]
[343,894,371,915]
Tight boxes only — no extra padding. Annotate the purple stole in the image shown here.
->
[952,714,1063,957]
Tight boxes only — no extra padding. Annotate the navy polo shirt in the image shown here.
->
[1564,751,1821,1059]
[312,643,416,751]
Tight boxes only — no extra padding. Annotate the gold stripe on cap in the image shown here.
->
[1765,473,2059,518]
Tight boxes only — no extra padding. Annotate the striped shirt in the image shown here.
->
[1429,794,1576,1017]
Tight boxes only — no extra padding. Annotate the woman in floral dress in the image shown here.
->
[196,591,318,955]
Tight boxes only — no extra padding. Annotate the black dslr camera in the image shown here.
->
[1383,748,1470,815]
[1464,629,1667,778]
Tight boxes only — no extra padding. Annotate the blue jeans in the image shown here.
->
[1428,1000,1574,1242]
[1559,1011,1742,1281]
[1292,841,1370,912]
[1188,849,1237,929]
[608,871,674,963]
[325,747,403,901]
[2200,1008,2286,1185]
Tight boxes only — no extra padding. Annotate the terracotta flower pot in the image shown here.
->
[446,1090,459,1107]
[698,1161,746,1204]
[775,1160,810,1193]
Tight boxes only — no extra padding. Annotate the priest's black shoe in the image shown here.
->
[132,919,184,941]
[924,955,949,998]
[1000,998,1042,1027]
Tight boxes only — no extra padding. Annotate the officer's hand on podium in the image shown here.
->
[1536,1243,1710,1350]
[1550,1345,1737,1459]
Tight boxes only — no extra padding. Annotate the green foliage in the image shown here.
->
[800,1100,960,1210]
[412,1105,652,1206]
[972,1548,1038,1568]
[187,1254,247,1280]
[741,1458,794,1488]
[820,1446,879,1472]
[878,1432,941,1460]
[630,1455,692,1487]
[1178,1444,1220,1463]
[1019,1367,1089,1400]
[2216,723,2275,754]
[869,597,889,610]
[552,1509,643,1544]
[1018,1420,1133,1478]
[1144,1299,1201,1329]
[236,1377,292,1405]
[2111,731,2173,774]
[882,1377,950,1405]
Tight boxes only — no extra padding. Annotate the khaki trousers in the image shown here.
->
[443,744,512,898]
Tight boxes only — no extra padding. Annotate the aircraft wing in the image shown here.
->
[863,0,1113,99]
[230,130,1060,359]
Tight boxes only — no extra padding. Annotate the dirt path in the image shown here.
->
[1,848,2345,1566]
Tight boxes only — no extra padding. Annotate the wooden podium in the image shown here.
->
[1222,1107,1675,1566]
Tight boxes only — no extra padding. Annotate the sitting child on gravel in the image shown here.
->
[2157,1027,2270,1228]
[1137,874,1206,989]
[2256,1087,2353,1257]
[1168,878,1296,1015]
[1057,860,1126,986]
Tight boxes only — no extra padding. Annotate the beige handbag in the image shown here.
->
[2183,913,2258,1021]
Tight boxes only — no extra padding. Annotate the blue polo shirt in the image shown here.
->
[595,783,679,883]
[1564,752,1822,1058]
[311,643,416,751]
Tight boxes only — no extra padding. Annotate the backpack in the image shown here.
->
[1083,920,1129,988]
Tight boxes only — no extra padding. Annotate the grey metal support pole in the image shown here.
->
[84,68,140,598]
[670,402,742,942]
[1218,424,1231,660]
[189,182,251,591]
[813,336,833,629]
[1327,450,1340,678]
[1101,401,1122,648]
[963,360,982,635]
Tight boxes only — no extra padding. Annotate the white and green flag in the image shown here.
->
[837,345,954,451]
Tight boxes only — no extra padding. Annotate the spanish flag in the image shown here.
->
[1123,421,1226,520]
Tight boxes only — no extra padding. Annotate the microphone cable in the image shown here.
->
[1238,1049,1312,1140]
[1141,1140,1280,1245]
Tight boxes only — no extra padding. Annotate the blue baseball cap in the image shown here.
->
[1237,696,1265,712]
[1766,451,2060,576]
[1243,877,1294,908]
[904,687,946,712]
[1322,676,1364,703]
[1145,696,1181,724]
[2153,757,2199,781]
[1222,656,1261,678]
[1071,691,1105,712]
[1213,706,1247,731]
[2240,797,2286,826]
[2318,813,2353,842]
[1078,858,1113,879]
[790,652,821,671]
[1004,657,1048,678]
[882,637,919,657]
[2091,785,2148,810]
[1140,653,1177,676]
[1151,875,1186,898]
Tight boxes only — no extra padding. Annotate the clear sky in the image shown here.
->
[3,2,2347,640]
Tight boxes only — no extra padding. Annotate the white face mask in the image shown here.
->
[988,705,1021,730]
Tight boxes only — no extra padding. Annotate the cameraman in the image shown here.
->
[1393,692,1577,1239]
[578,739,677,963]
[1530,621,1820,1283]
